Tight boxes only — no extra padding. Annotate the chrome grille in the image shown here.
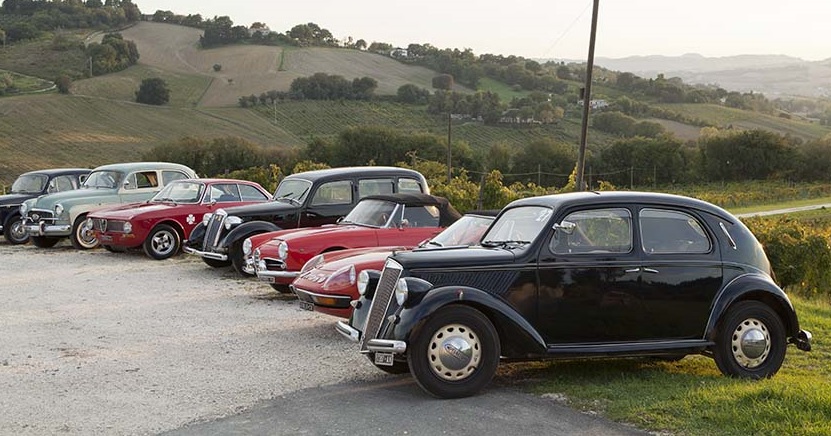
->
[360,259,403,351]
[91,219,125,233]
[203,211,226,249]
[27,209,54,223]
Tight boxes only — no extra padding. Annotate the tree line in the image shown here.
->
[0,0,139,43]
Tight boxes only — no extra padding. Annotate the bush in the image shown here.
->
[135,78,170,105]
[213,64,222,72]
[55,75,72,94]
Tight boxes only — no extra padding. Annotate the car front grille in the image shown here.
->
[203,212,226,249]
[27,209,54,223]
[91,218,125,233]
[360,258,403,351]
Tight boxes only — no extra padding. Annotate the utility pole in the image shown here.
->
[576,0,600,191]
[447,112,452,184]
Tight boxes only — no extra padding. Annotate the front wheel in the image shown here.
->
[407,305,500,399]
[3,215,29,244]
[70,215,98,250]
[31,236,60,248]
[713,301,786,379]
[143,224,181,260]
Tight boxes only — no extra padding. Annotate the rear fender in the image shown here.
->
[395,286,547,356]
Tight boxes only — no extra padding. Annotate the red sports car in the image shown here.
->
[88,179,271,259]
[290,211,497,318]
[244,193,461,293]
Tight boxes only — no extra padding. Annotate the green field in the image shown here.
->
[71,64,213,108]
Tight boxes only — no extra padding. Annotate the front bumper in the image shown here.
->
[335,321,407,353]
[793,329,812,352]
[24,222,70,237]
[255,269,299,284]
[292,285,352,309]
[183,246,228,261]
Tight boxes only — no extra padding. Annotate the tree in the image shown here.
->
[55,75,72,94]
[432,74,454,90]
[354,39,367,50]
[396,84,430,104]
[135,78,170,105]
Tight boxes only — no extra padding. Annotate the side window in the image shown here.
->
[398,178,424,193]
[311,180,353,206]
[239,184,269,201]
[358,179,394,197]
[551,208,632,255]
[640,209,711,254]
[125,171,159,190]
[212,184,241,202]
[162,171,188,185]
[401,205,440,228]
[53,175,76,192]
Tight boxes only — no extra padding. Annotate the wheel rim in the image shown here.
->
[9,220,27,242]
[730,317,771,369]
[427,323,481,381]
[151,229,176,256]
[77,220,98,248]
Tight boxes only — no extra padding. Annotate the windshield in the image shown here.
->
[427,215,494,247]
[151,181,204,203]
[83,170,123,189]
[273,179,312,204]
[342,199,398,227]
[482,206,553,246]
[11,174,47,194]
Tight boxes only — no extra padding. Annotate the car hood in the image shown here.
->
[392,246,515,270]
[88,201,177,220]
[30,188,113,209]
[315,246,407,273]
[0,193,32,206]
[263,224,363,243]
[222,200,296,217]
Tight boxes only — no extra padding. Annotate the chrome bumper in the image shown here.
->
[334,321,407,353]
[24,222,70,237]
[794,329,812,352]
[182,246,228,261]
[293,286,352,308]
[255,269,300,281]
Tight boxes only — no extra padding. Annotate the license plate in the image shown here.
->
[100,235,113,242]
[374,352,394,366]
[299,300,314,311]
[262,276,275,283]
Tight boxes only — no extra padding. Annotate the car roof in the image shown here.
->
[283,166,425,183]
[21,168,90,177]
[507,191,735,221]
[90,162,196,173]
[176,178,260,184]
[361,192,462,227]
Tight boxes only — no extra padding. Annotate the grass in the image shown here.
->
[71,64,212,108]
[0,69,55,94]
[0,32,89,80]
[521,296,829,435]
[730,197,831,215]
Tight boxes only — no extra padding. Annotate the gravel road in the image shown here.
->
[0,242,382,435]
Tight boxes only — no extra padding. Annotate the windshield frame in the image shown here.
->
[426,214,494,247]
[11,174,48,194]
[83,170,124,189]
[341,199,401,228]
[481,206,554,247]
[150,181,205,204]
[272,178,313,204]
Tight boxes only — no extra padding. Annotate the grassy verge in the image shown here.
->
[523,295,829,435]
[729,197,831,215]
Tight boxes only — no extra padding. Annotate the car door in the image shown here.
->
[637,207,723,339]
[536,207,643,344]
[299,179,355,228]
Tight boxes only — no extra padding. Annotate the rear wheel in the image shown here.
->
[3,214,29,244]
[408,305,500,399]
[31,236,60,248]
[713,301,786,379]
[70,215,98,250]
[202,257,231,268]
[143,224,181,260]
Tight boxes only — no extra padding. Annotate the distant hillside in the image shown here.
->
[101,22,462,107]
[587,54,831,98]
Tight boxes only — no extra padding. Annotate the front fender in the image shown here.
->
[705,273,800,340]
[395,286,547,357]
[221,220,281,248]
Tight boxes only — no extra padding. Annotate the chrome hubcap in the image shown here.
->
[152,231,175,255]
[428,323,481,381]
[78,221,97,247]
[10,220,26,241]
[731,317,771,369]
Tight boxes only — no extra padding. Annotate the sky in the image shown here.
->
[135,0,830,61]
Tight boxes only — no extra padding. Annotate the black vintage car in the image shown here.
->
[184,166,430,276]
[0,168,89,244]
[337,191,813,398]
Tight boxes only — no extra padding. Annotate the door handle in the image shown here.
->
[624,268,641,273]
[643,268,659,274]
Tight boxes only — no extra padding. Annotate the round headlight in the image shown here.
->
[357,270,370,296]
[19,203,28,215]
[301,254,325,275]
[323,264,356,291]
[224,216,242,230]
[202,213,212,225]
[123,221,132,234]
[277,241,288,260]
[395,278,409,305]
[54,203,64,216]
[242,237,253,255]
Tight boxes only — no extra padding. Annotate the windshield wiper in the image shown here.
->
[158,197,178,204]
[425,240,443,247]
[481,240,531,248]
[277,195,301,205]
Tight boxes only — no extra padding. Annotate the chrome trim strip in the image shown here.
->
[336,321,360,342]
[24,223,71,236]
[255,270,300,280]
[719,222,737,250]
[182,246,228,261]
[367,339,407,354]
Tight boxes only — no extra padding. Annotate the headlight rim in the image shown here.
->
[395,278,409,305]
[277,241,288,260]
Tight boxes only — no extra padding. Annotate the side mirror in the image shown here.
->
[554,220,576,235]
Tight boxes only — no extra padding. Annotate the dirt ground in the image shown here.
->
[0,241,383,435]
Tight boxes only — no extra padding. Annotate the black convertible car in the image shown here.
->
[337,191,812,398]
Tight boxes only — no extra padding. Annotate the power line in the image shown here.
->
[542,1,593,58]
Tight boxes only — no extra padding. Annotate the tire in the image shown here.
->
[3,214,29,244]
[143,224,181,260]
[31,236,60,248]
[712,301,786,379]
[70,215,98,250]
[407,305,500,399]
[269,283,293,294]
[202,256,231,268]
[367,353,410,374]
[230,239,254,277]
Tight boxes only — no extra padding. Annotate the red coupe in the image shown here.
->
[290,211,497,318]
[88,179,271,259]
[244,193,461,293]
